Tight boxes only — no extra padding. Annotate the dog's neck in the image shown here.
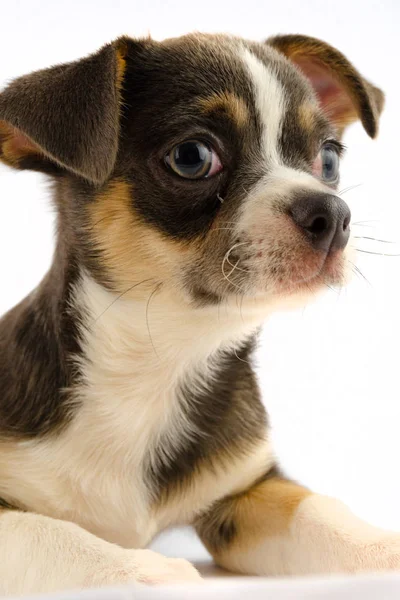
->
[73,272,266,374]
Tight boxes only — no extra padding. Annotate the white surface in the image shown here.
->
[12,574,400,600]
[1,0,400,584]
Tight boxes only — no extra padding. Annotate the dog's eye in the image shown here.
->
[313,143,340,184]
[165,140,222,179]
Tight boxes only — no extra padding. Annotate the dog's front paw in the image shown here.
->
[363,537,400,572]
[87,548,202,587]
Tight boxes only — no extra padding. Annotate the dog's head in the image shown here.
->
[0,34,384,311]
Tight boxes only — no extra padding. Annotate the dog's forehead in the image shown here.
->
[129,33,317,116]
[124,33,323,164]
[160,33,305,88]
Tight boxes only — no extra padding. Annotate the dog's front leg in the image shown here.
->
[196,470,400,575]
[0,509,201,595]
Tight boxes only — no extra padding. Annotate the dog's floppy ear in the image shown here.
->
[0,38,128,184]
[267,34,384,138]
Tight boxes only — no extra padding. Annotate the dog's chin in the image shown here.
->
[239,247,351,313]
[276,249,349,296]
[277,251,348,293]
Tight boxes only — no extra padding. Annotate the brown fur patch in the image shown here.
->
[0,120,41,167]
[198,91,249,128]
[234,477,311,538]
[196,475,311,558]
[298,102,317,133]
[88,179,194,294]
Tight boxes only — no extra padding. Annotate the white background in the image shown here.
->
[0,0,399,564]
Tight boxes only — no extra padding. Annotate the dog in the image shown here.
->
[0,31,394,595]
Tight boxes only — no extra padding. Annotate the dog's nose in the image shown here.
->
[290,193,351,251]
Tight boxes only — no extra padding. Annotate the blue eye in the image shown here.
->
[313,144,340,184]
[320,145,340,183]
[322,146,340,182]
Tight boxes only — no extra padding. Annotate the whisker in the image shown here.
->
[86,214,111,232]
[324,283,339,295]
[234,347,251,364]
[94,278,154,322]
[146,283,163,359]
[241,185,251,198]
[354,248,400,257]
[214,221,239,226]
[349,261,371,286]
[351,224,375,229]
[239,294,245,325]
[207,227,236,234]
[226,255,250,273]
[221,242,249,294]
[220,270,247,295]
[352,220,381,226]
[338,183,363,196]
[226,259,240,279]
[223,242,249,259]
[353,236,395,244]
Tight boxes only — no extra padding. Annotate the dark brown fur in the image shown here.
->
[148,336,268,498]
[0,236,82,437]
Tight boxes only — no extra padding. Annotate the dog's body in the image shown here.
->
[0,32,398,595]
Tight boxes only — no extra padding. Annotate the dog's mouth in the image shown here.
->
[232,212,350,299]
[189,241,348,307]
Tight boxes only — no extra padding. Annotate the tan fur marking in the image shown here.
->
[298,103,317,133]
[234,477,311,540]
[88,179,193,293]
[115,41,128,91]
[0,121,40,166]
[198,91,249,128]
[268,35,384,138]
[200,476,311,561]
[154,439,274,530]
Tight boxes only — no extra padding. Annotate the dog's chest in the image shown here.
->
[0,278,271,547]
[5,355,270,548]
[38,353,205,546]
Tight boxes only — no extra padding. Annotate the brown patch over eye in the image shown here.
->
[198,91,249,129]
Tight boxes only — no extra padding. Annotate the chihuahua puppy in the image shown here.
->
[0,32,395,596]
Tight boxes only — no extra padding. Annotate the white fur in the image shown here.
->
[220,494,400,576]
[241,47,286,164]
[0,510,202,595]
[0,273,273,550]
[236,165,331,234]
